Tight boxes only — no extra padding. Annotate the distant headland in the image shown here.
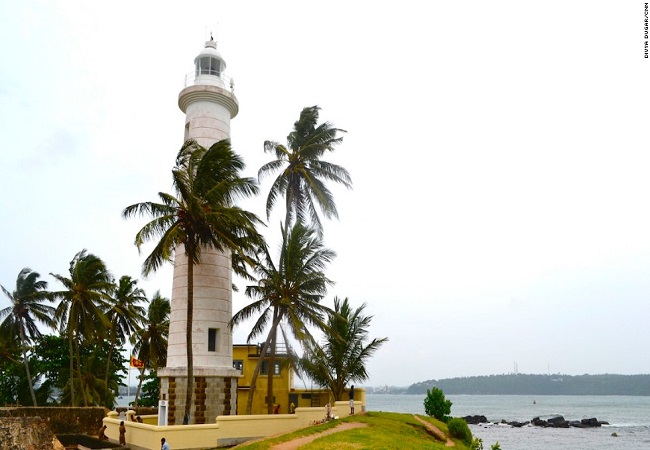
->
[370,374,650,396]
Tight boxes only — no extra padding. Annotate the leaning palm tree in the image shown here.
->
[297,297,388,400]
[123,139,265,423]
[103,275,147,390]
[260,106,352,234]
[0,268,55,406]
[51,250,114,406]
[231,222,335,414]
[131,290,170,407]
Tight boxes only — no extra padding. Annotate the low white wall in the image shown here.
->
[104,401,359,449]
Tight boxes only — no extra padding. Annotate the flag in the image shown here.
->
[130,355,145,368]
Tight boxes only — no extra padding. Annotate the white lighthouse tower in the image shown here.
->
[158,37,240,425]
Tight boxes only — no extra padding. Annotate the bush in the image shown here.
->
[423,387,452,421]
[447,417,473,445]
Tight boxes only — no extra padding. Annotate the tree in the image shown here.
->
[123,139,265,423]
[103,276,146,391]
[259,106,352,234]
[131,291,170,407]
[424,387,452,422]
[0,268,55,405]
[0,327,22,405]
[297,297,388,400]
[51,250,114,406]
[231,222,335,414]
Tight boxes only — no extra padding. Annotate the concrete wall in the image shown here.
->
[0,417,66,450]
[0,407,106,435]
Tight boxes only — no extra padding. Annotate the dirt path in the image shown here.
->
[412,415,455,447]
[270,422,368,450]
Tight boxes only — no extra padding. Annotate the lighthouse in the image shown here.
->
[158,37,240,425]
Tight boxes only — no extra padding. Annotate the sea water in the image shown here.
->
[366,393,650,449]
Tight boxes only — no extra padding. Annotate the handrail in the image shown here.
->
[183,71,235,93]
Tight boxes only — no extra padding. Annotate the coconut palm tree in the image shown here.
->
[123,139,265,423]
[297,297,388,400]
[103,275,147,390]
[51,250,114,406]
[131,290,170,407]
[231,222,335,414]
[0,268,55,406]
[259,106,352,234]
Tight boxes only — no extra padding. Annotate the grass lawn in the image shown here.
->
[233,411,472,449]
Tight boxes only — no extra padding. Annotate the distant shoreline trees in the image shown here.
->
[406,374,650,396]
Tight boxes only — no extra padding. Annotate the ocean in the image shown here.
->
[366,393,650,449]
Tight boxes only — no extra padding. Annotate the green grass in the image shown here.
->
[233,412,472,449]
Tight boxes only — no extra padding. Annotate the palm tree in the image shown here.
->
[103,275,147,390]
[51,250,114,406]
[131,290,170,407]
[0,268,55,406]
[231,222,335,414]
[259,106,352,234]
[297,297,388,401]
[123,139,265,423]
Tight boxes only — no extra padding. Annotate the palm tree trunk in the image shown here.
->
[266,325,278,414]
[104,320,116,387]
[75,337,88,406]
[245,307,281,415]
[184,257,194,424]
[19,322,37,406]
[68,330,76,406]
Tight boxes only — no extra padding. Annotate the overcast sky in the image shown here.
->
[1,1,650,387]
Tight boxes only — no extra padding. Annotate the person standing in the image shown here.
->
[161,437,170,450]
[349,385,355,414]
[119,421,126,445]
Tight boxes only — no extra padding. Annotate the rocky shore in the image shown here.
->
[463,414,609,428]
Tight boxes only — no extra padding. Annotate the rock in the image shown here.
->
[611,432,619,437]
[580,418,601,427]
[462,415,488,424]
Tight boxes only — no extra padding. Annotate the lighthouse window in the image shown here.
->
[198,57,222,76]
[208,328,219,352]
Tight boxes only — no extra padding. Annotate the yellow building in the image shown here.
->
[233,344,334,415]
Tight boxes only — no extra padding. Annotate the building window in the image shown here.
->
[233,360,243,371]
[260,361,280,375]
[208,328,218,352]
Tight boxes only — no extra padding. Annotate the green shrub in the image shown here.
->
[471,437,484,450]
[491,442,502,450]
[423,387,452,421]
[447,417,473,445]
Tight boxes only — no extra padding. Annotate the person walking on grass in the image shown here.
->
[349,385,355,414]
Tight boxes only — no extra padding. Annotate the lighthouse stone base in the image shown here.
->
[158,367,240,425]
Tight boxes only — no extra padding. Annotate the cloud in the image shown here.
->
[19,129,80,169]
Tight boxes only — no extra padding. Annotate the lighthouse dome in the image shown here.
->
[194,38,226,79]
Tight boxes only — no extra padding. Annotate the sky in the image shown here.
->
[1,1,650,387]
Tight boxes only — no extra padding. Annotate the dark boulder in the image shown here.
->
[462,415,488,424]
[580,418,601,427]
